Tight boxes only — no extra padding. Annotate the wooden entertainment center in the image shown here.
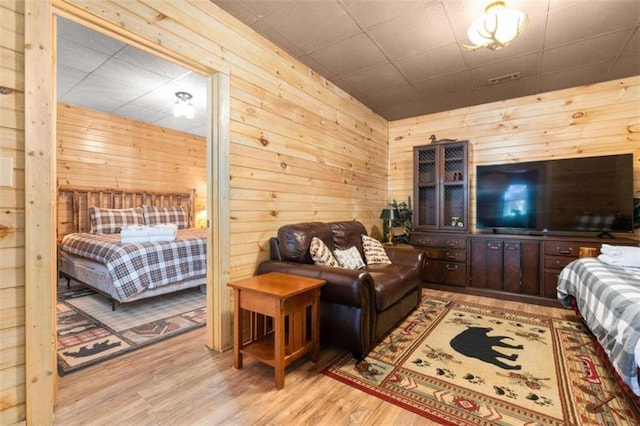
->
[411,231,639,306]
[411,140,639,306]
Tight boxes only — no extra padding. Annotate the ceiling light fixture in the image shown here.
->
[173,91,195,119]
[464,1,528,51]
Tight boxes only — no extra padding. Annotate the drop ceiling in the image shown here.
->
[57,1,640,134]
[56,17,208,137]
[213,0,640,120]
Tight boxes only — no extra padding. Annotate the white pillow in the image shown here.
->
[362,235,391,264]
[310,237,339,267]
[333,246,366,270]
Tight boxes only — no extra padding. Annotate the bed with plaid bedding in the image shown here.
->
[557,257,640,397]
[60,228,207,301]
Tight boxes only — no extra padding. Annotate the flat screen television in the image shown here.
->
[476,154,634,236]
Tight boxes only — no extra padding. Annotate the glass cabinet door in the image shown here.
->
[416,147,437,228]
[413,141,468,231]
[441,144,467,231]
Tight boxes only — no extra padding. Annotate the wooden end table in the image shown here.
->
[227,272,326,389]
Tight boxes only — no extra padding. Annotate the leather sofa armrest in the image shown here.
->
[383,245,424,270]
[256,260,373,308]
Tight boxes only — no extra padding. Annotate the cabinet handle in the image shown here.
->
[487,243,501,250]
[445,252,457,259]
[446,265,458,271]
[505,244,519,250]
[446,241,457,247]
[557,247,573,255]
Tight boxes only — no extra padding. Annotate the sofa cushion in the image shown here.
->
[362,235,392,264]
[277,222,333,263]
[333,246,366,270]
[331,221,367,260]
[366,264,420,311]
[310,236,339,267]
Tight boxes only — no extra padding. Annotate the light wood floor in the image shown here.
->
[54,290,576,425]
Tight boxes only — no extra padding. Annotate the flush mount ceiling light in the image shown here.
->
[173,91,195,119]
[464,1,528,51]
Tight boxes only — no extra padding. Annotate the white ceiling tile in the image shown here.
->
[395,43,466,82]
[539,62,611,93]
[367,2,455,59]
[57,38,111,73]
[308,33,388,76]
[56,16,125,56]
[114,46,190,79]
[56,65,87,97]
[424,87,482,114]
[342,0,428,29]
[262,2,361,53]
[68,75,147,103]
[112,104,169,124]
[620,27,640,57]
[606,54,640,80]
[470,52,540,87]
[545,1,640,48]
[339,63,408,94]
[542,30,632,74]
[91,58,170,93]
[413,71,475,99]
[250,20,306,57]
[476,76,538,104]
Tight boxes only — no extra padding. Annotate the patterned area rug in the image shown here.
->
[57,282,205,375]
[324,294,640,425]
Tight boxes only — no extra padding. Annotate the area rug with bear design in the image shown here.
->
[57,281,205,375]
[323,295,640,425]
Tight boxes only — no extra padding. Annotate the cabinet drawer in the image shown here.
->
[422,260,467,287]
[412,234,467,249]
[544,243,582,257]
[424,248,466,262]
[545,255,577,270]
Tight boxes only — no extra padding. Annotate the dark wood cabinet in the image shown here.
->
[413,141,468,232]
[412,233,467,287]
[412,231,639,306]
[470,237,539,296]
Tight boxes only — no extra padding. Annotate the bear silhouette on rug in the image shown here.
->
[450,326,523,370]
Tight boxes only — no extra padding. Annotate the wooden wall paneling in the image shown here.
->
[0,0,26,423]
[24,0,56,423]
[390,76,640,239]
[56,103,207,238]
[19,0,390,419]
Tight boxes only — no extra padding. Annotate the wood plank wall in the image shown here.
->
[3,1,389,422]
[389,76,640,240]
[56,103,207,239]
[0,0,26,423]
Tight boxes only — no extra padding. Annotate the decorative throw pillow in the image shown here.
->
[89,206,144,234]
[362,234,392,264]
[310,237,338,267]
[142,205,188,229]
[333,246,366,270]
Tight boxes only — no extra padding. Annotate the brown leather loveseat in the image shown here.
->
[256,221,424,359]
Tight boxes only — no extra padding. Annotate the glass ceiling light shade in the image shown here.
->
[464,1,528,51]
[173,91,195,119]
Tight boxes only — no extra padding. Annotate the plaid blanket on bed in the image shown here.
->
[60,228,207,300]
[557,257,640,396]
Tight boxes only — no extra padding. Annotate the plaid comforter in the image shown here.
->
[557,257,640,396]
[60,228,207,300]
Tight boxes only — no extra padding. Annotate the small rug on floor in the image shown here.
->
[323,293,640,425]
[57,283,205,375]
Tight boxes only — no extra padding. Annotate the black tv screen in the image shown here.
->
[476,154,634,235]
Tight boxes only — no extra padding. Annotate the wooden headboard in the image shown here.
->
[58,187,196,237]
